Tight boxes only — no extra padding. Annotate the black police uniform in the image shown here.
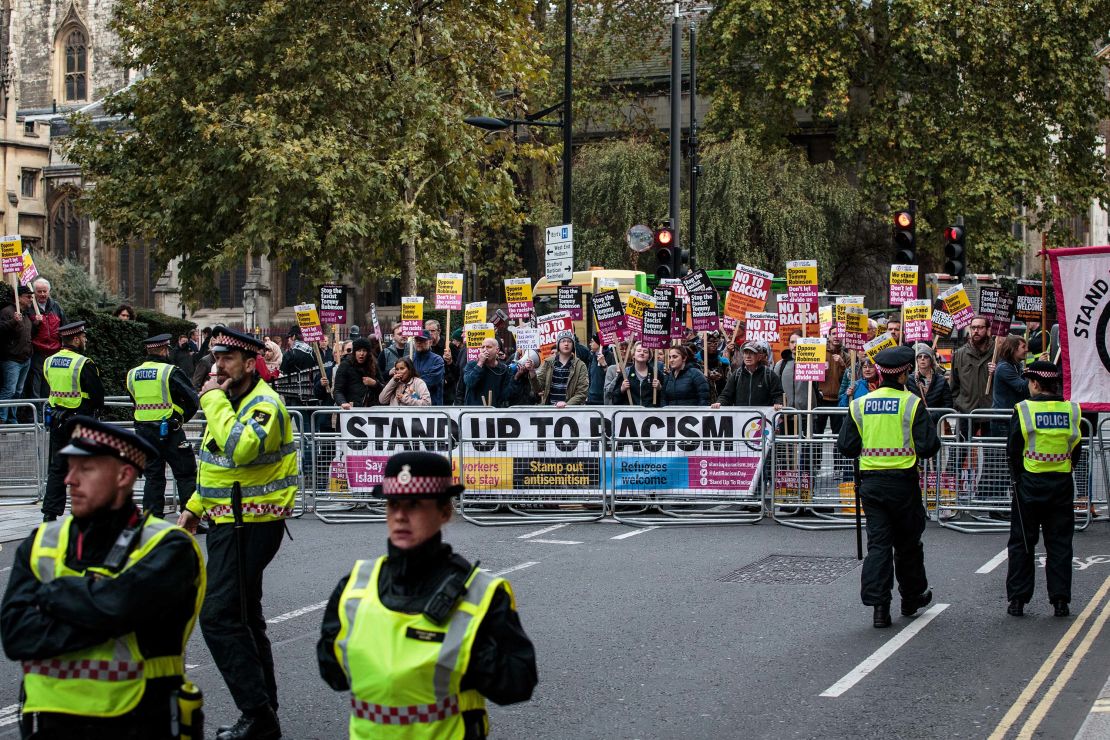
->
[43,324,105,519]
[126,335,201,517]
[837,346,941,624]
[0,419,201,740]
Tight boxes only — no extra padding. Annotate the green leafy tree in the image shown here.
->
[702,0,1110,267]
[65,0,548,303]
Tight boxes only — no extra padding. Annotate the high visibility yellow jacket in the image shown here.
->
[850,386,921,471]
[21,516,205,717]
[44,348,89,409]
[187,378,298,523]
[126,361,184,422]
[334,557,510,739]
[1016,399,1081,474]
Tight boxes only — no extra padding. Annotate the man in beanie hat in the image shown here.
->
[1005,361,1082,617]
[126,334,201,518]
[317,451,537,738]
[532,330,588,406]
[1,417,204,738]
[42,321,105,521]
[837,345,940,628]
[178,327,297,739]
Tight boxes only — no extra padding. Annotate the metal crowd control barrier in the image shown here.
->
[933,412,1095,533]
[769,408,858,530]
[311,408,453,523]
[609,407,767,526]
[0,401,45,505]
[458,408,608,525]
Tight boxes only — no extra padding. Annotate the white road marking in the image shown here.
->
[820,603,950,698]
[0,703,18,729]
[266,600,329,624]
[611,526,660,540]
[488,562,539,577]
[0,705,16,717]
[0,567,10,574]
[517,523,568,540]
[976,548,1009,574]
[527,538,582,545]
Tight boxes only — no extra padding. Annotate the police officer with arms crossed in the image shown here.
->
[42,321,105,522]
[1005,360,1082,618]
[837,346,941,628]
[1,417,205,740]
[317,451,537,739]
[126,333,200,519]
[177,327,298,740]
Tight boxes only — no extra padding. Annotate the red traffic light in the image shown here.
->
[654,227,673,246]
[945,226,964,242]
[894,211,914,229]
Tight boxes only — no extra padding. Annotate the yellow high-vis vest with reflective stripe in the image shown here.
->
[334,557,510,739]
[1016,399,1081,473]
[850,386,920,470]
[21,516,205,718]
[127,361,183,422]
[190,379,298,524]
[44,349,88,409]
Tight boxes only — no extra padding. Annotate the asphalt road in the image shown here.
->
[2,514,1109,739]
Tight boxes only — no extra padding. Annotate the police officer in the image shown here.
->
[837,345,941,628]
[126,334,200,519]
[317,451,537,739]
[1005,361,1081,617]
[0,417,205,740]
[42,321,105,521]
[177,327,297,740]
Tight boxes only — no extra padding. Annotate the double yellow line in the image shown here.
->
[990,573,1110,740]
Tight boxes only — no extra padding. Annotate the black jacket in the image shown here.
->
[317,533,537,733]
[907,371,954,419]
[836,379,942,475]
[611,363,665,407]
[720,364,783,407]
[333,356,379,407]
[1,504,201,733]
[661,365,710,406]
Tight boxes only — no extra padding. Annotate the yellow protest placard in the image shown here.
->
[844,306,869,335]
[864,332,896,361]
[902,300,930,322]
[504,278,533,320]
[464,322,494,361]
[786,259,818,304]
[463,301,487,325]
[294,303,325,342]
[434,273,464,310]
[401,296,425,337]
[0,235,21,275]
[889,264,919,306]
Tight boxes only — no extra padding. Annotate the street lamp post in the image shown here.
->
[465,1,572,225]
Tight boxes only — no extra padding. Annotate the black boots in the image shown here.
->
[1007,598,1024,617]
[873,604,892,628]
[901,589,933,617]
[1053,600,1070,617]
[217,706,281,740]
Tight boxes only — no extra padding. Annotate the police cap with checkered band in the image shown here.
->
[59,416,158,471]
[371,451,465,500]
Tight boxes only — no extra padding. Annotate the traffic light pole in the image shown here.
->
[688,20,698,271]
[669,2,681,250]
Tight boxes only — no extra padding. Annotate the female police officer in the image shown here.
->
[317,451,537,738]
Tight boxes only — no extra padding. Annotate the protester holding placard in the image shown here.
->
[378,324,408,385]
[610,341,663,407]
[532,331,588,407]
[949,314,993,419]
[695,331,730,402]
[714,340,783,409]
[0,285,32,422]
[773,331,812,410]
[587,334,616,405]
[506,348,541,406]
[660,345,710,407]
[412,330,445,405]
[816,334,849,434]
[839,357,880,406]
[990,335,1030,431]
[463,337,511,407]
[333,338,380,409]
[907,344,952,420]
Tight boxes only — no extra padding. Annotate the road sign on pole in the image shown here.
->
[545,223,574,282]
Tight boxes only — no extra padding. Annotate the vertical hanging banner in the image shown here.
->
[294,303,326,342]
[786,260,818,305]
[1015,280,1044,322]
[400,296,425,337]
[464,301,487,325]
[465,323,495,362]
[592,289,626,344]
[990,290,1015,337]
[1049,245,1110,409]
[19,250,38,286]
[931,309,954,339]
[834,296,865,339]
[434,273,464,311]
[939,285,975,330]
[843,306,870,350]
[889,265,919,306]
[744,312,779,345]
[793,337,827,382]
[864,332,896,361]
[902,299,933,343]
[624,290,656,339]
[557,284,583,321]
[319,284,348,325]
[0,235,21,274]
[536,311,575,360]
[641,308,672,349]
[724,264,773,329]
[370,303,382,339]
[504,278,534,320]
[977,286,1000,317]
[689,290,719,333]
